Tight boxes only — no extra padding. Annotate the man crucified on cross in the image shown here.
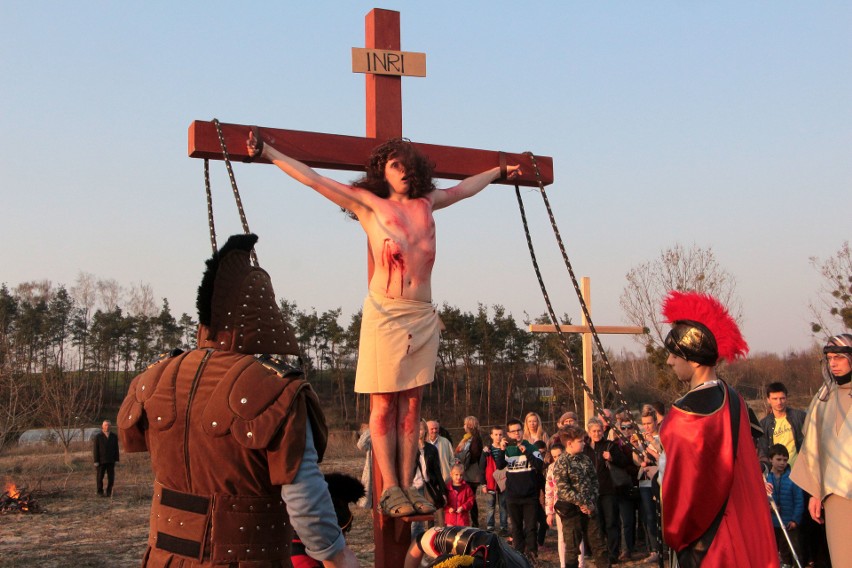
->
[247,130,520,517]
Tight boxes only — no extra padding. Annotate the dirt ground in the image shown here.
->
[0,442,661,567]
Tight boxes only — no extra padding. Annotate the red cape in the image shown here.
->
[660,382,778,567]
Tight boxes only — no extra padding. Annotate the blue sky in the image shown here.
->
[1,2,849,355]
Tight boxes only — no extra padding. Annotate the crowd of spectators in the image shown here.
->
[358,367,844,568]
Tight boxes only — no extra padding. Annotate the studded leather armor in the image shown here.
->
[118,350,327,567]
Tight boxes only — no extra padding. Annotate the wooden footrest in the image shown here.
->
[398,513,434,523]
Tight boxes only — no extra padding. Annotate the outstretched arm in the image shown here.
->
[248,130,373,217]
[431,164,521,210]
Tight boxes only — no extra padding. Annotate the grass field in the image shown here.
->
[0,433,660,567]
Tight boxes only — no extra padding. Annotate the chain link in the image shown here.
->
[516,153,642,456]
[203,159,217,254]
[526,153,629,411]
[210,118,257,265]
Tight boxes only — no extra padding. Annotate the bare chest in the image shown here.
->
[366,199,436,254]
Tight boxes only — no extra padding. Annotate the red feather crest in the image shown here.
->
[662,290,748,362]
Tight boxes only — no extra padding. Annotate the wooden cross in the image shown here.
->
[530,277,644,423]
[187,8,553,567]
[187,10,553,186]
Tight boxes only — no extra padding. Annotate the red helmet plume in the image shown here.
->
[662,291,748,364]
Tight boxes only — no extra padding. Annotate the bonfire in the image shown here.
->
[1,480,41,513]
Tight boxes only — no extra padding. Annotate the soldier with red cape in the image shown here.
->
[658,291,778,567]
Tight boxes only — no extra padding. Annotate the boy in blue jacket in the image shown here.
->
[765,443,803,567]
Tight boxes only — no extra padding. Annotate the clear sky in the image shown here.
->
[1,2,849,356]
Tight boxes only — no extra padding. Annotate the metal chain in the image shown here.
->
[211,118,257,266]
[515,154,643,457]
[514,182,633,438]
[526,152,629,412]
[203,159,218,254]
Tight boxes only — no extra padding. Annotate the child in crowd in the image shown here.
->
[765,443,804,567]
[551,425,611,568]
[445,464,475,527]
[545,441,585,568]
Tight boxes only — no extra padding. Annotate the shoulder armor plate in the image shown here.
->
[144,348,184,370]
[254,354,303,379]
[201,356,307,450]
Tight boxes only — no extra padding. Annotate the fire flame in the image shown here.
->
[5,481,20,500]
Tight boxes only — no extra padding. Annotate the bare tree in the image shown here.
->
[620,243,741,347]
[0,366,40,452]
[620,244,741,390]
[128,282,157,318]
[809,241,852,337]
[39,367,102,463]
[97,278,123,312]
[71,272,98,370]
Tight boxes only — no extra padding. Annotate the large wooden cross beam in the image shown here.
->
[530,277,644,423]
[187,12,552,188]
[187,8,554,567]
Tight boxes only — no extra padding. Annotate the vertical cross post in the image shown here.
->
[529,277,644,424]
[365,8,402,140]
[187,8,554,566]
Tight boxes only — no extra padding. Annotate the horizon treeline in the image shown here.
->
[0,279,827,453]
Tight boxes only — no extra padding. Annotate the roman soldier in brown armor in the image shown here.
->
[118,234,358,567]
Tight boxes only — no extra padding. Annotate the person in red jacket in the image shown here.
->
[482,425,509,534]
[445,464,475,527]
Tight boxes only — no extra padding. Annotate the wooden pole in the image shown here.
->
[529,277,644,425]
[581,277,595,423]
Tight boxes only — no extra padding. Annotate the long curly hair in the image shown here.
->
[352,138,436,199]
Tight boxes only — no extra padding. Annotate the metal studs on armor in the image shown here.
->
[241,397,247,404]
[247,432,253,438]
[227,549,233,554]
[240,526,245,531]
[211,421,218,427]
[141,385,145,391]
[157,416,162,422]
[249,505,254,511]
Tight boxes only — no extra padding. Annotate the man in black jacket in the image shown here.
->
[758,381,806,465]
[584,417,631,564]
[414,420,446,531]
[92,420,119,496]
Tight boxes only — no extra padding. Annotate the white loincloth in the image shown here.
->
[354,292,440,394]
